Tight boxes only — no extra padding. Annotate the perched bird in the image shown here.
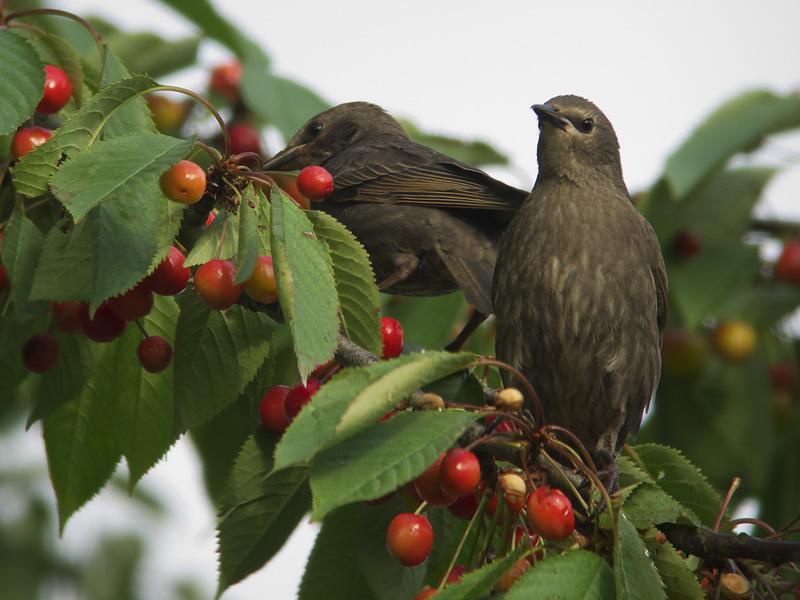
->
[493,96,667,469]
[261,102,528,347]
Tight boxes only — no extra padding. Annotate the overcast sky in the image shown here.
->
[23,1,800,599]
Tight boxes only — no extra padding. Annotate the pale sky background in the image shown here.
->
[6,1,800,599]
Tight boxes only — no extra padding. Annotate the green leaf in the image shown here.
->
[173,293,274,432]
[12,74,156,197]
[274,351,474,470]
[433,545,526,600]
[270,187,339,381]
[106,32,199,79]
[402,119,510,167]
[663,90,800,198]
[310,410,479,519]
[100,47,157,139]
[18,29,84,107]
[669,243,759,328]
[1,205,45,318]
[307,210,382,356]
[30,220,94,302]
[234,185,262,284]
[43,344,123,531]
[216,433,310,595]
[759,415,800,541]
[623,484,699,529]
[185,208,239,267]
[384,293,467,349]
[504,550,616,600]
[51,132,194,222]
[716,286,800,331]
[625,444,720,527]
[0,318,39,393]
[105,295,180,488]
[644,533,705,600]
[0,30,44,136]
[614,514,666,600]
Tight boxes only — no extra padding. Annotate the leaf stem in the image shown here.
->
[438,493,489,589]
[151,85,230,157]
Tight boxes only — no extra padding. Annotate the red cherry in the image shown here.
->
[775,239,800,285]
[145,246,190,296]
[244,255,278,304]
[413,454,455,507]
[448,491,479,520]
[11,126,52,159]
[769,362,796,392]
[271,173,311,210]
[209,61,243,102]
[446,565,466,584]
[194,259,242,310]
[22,333,59,373]
[386,513,433,567]
[108,283,153,321]
[414,586,437,600]
[672,230,701,259]
[0,264,8,291]
[84,303,127,343]
[205,211,216,228]
[381,316,404,359]
[526,486,575,541]
[160,160,206,205]
[51,301,89,333]
[285,379,322,420]
[36,64,72,114]
[228,122,262,155]
[259,385,291,432]
[440,448,481,498]
[296,165,334,201]
[137,335,173,373]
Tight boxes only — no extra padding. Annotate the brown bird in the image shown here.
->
[493,96,667,470]
[261,102,528,348]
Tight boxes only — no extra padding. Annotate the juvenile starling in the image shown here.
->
[493,96,667,466]
[261,102,527,343]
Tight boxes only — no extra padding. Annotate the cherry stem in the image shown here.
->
[473,357,544,427]
[194,140,223,165]
[714,477,742,533]
[134,320,148,339]
[538,448,591,515]
[438,493,489,589]
[151,85,230,157]
[3,9,106,78]
[540,424,598,473]
[413,500,428,516]
[725,518,778,536]
[241,171,276,189]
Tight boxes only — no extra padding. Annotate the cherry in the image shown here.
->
[296,165,334,201]
[51,301,89,333]
[414,587,437,600]
[272,173,311,210]
[36,64,72,114]
[526,485,575,541]
[381,316,404,359]
[137,335,173,373]
[22,333,59,373]
[259,385,291,432]
[775,239,800,285]
[11,126,52,159]
[768,361,796,392]
[147,94,189,134]
[285,379,322,420]
[446,565,466,584]
[440,448,481,498]
[244,255,278,304]
[672,230,702,259]
[108,283,153,321]
[661,329,708,377]
[228,122,262,155]
[386,513,433,567]
[499,472,527,513]
[84,303,127,343]
[145,246,190,296]
[209,61,243,102]
[448,491,479,520]
[513,527,543,561]
[711,320,757,363]
[0,264,7,291]
[194,259,242,310]
[413,454,455,507]
[494,387,524,412]
[205,211,216,228]
[160,160,206,205]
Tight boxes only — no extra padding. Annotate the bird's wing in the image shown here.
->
[325,137,527,214]
[652,259,668,334]
[437,247,495,315]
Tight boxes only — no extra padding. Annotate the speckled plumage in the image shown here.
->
[262,102,528,315]
[493,96,667,461]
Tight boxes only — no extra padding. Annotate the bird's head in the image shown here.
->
[532,95,623,184]
[261,101,407,171]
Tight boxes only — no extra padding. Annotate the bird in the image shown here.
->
[261,102,528,349]
[492,95,667,471]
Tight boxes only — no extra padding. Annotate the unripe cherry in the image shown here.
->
[160,160,206,205]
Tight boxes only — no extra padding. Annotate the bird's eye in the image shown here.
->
[307,122,323,137]
[579,118,594,134]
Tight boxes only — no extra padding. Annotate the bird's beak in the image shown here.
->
[261,143,309,171]
[532,104,569,131]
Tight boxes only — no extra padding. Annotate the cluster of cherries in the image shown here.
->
[11,64,71,159]
[258,316,405,432]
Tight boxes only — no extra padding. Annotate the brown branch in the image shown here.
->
[661,523,800,565]
[334,333,378,366]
